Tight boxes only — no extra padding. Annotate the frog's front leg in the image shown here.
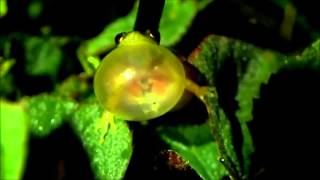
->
[185,78,217,103]
[96,111,117,144]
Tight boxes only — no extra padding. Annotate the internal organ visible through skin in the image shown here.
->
[129,73,170,98]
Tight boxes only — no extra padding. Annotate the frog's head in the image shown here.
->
[115,30,160,46]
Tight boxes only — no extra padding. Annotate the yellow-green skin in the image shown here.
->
[94,32,186,121]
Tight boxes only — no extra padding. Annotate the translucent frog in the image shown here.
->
[93,31,210,142]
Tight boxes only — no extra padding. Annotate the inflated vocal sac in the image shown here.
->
[94,32,186,121]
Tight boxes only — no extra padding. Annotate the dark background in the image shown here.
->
[1,0,320,179]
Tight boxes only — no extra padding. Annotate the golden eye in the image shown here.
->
[114,32,128,44]
[94,32,185,121]
[144,29,160,43]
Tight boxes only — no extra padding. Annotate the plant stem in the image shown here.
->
[134,0,165,36]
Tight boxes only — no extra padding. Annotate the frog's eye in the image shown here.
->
[144,30,160,43]
[114,32,128,44]
[94,32,186,121]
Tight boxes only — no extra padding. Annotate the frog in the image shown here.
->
[93,31,213,142]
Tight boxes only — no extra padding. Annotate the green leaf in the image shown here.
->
[0,35,13,58]
[83,0,212,54]
[24,36,63,79]
[77,4,138,74]
[188,35,286,175]
[0,0,8,17]
[271,0,320,40]
[294,39,320,69]
[0,100,28,180]
[188,35,320,176]
[159,0,212,46]
[239,123,253,175]
[157,124,227,180]
[82,11,136,57]
[25,94,77,137]
[54,75,90,99]
[78,0,212,75]
[235,51,283,123]
[234,50,283,173]
[0,73,15,96]
[0,57,15,77]
[236,38,320,175]
[0,58,15,96]
[205,90,242,177]
[188,36,320,176]
[71,103,132,180]
[28,0,43,19]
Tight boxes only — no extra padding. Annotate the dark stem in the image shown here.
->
[134,0,165,34]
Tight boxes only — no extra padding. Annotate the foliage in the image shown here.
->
[78,0,212,76]
[71,103,132,180]
[0,100,28,180]
[24,36,64,80]
[1,0,320,179]
[25,94,77,137]
[157,124,228,179]
[0,0,8,17]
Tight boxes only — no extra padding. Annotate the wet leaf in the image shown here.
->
[157,124,227,180]
[188,35,288,175]
[205,90,242,177]
[188,36,320,176]
[71,103,132,180]
[25,94,77,137]
[294,39,320,68]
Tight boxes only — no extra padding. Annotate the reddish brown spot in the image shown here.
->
[129,80,142,97]
[150,73,171,96]
[188,47,201,63]
[160,150,191,171]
